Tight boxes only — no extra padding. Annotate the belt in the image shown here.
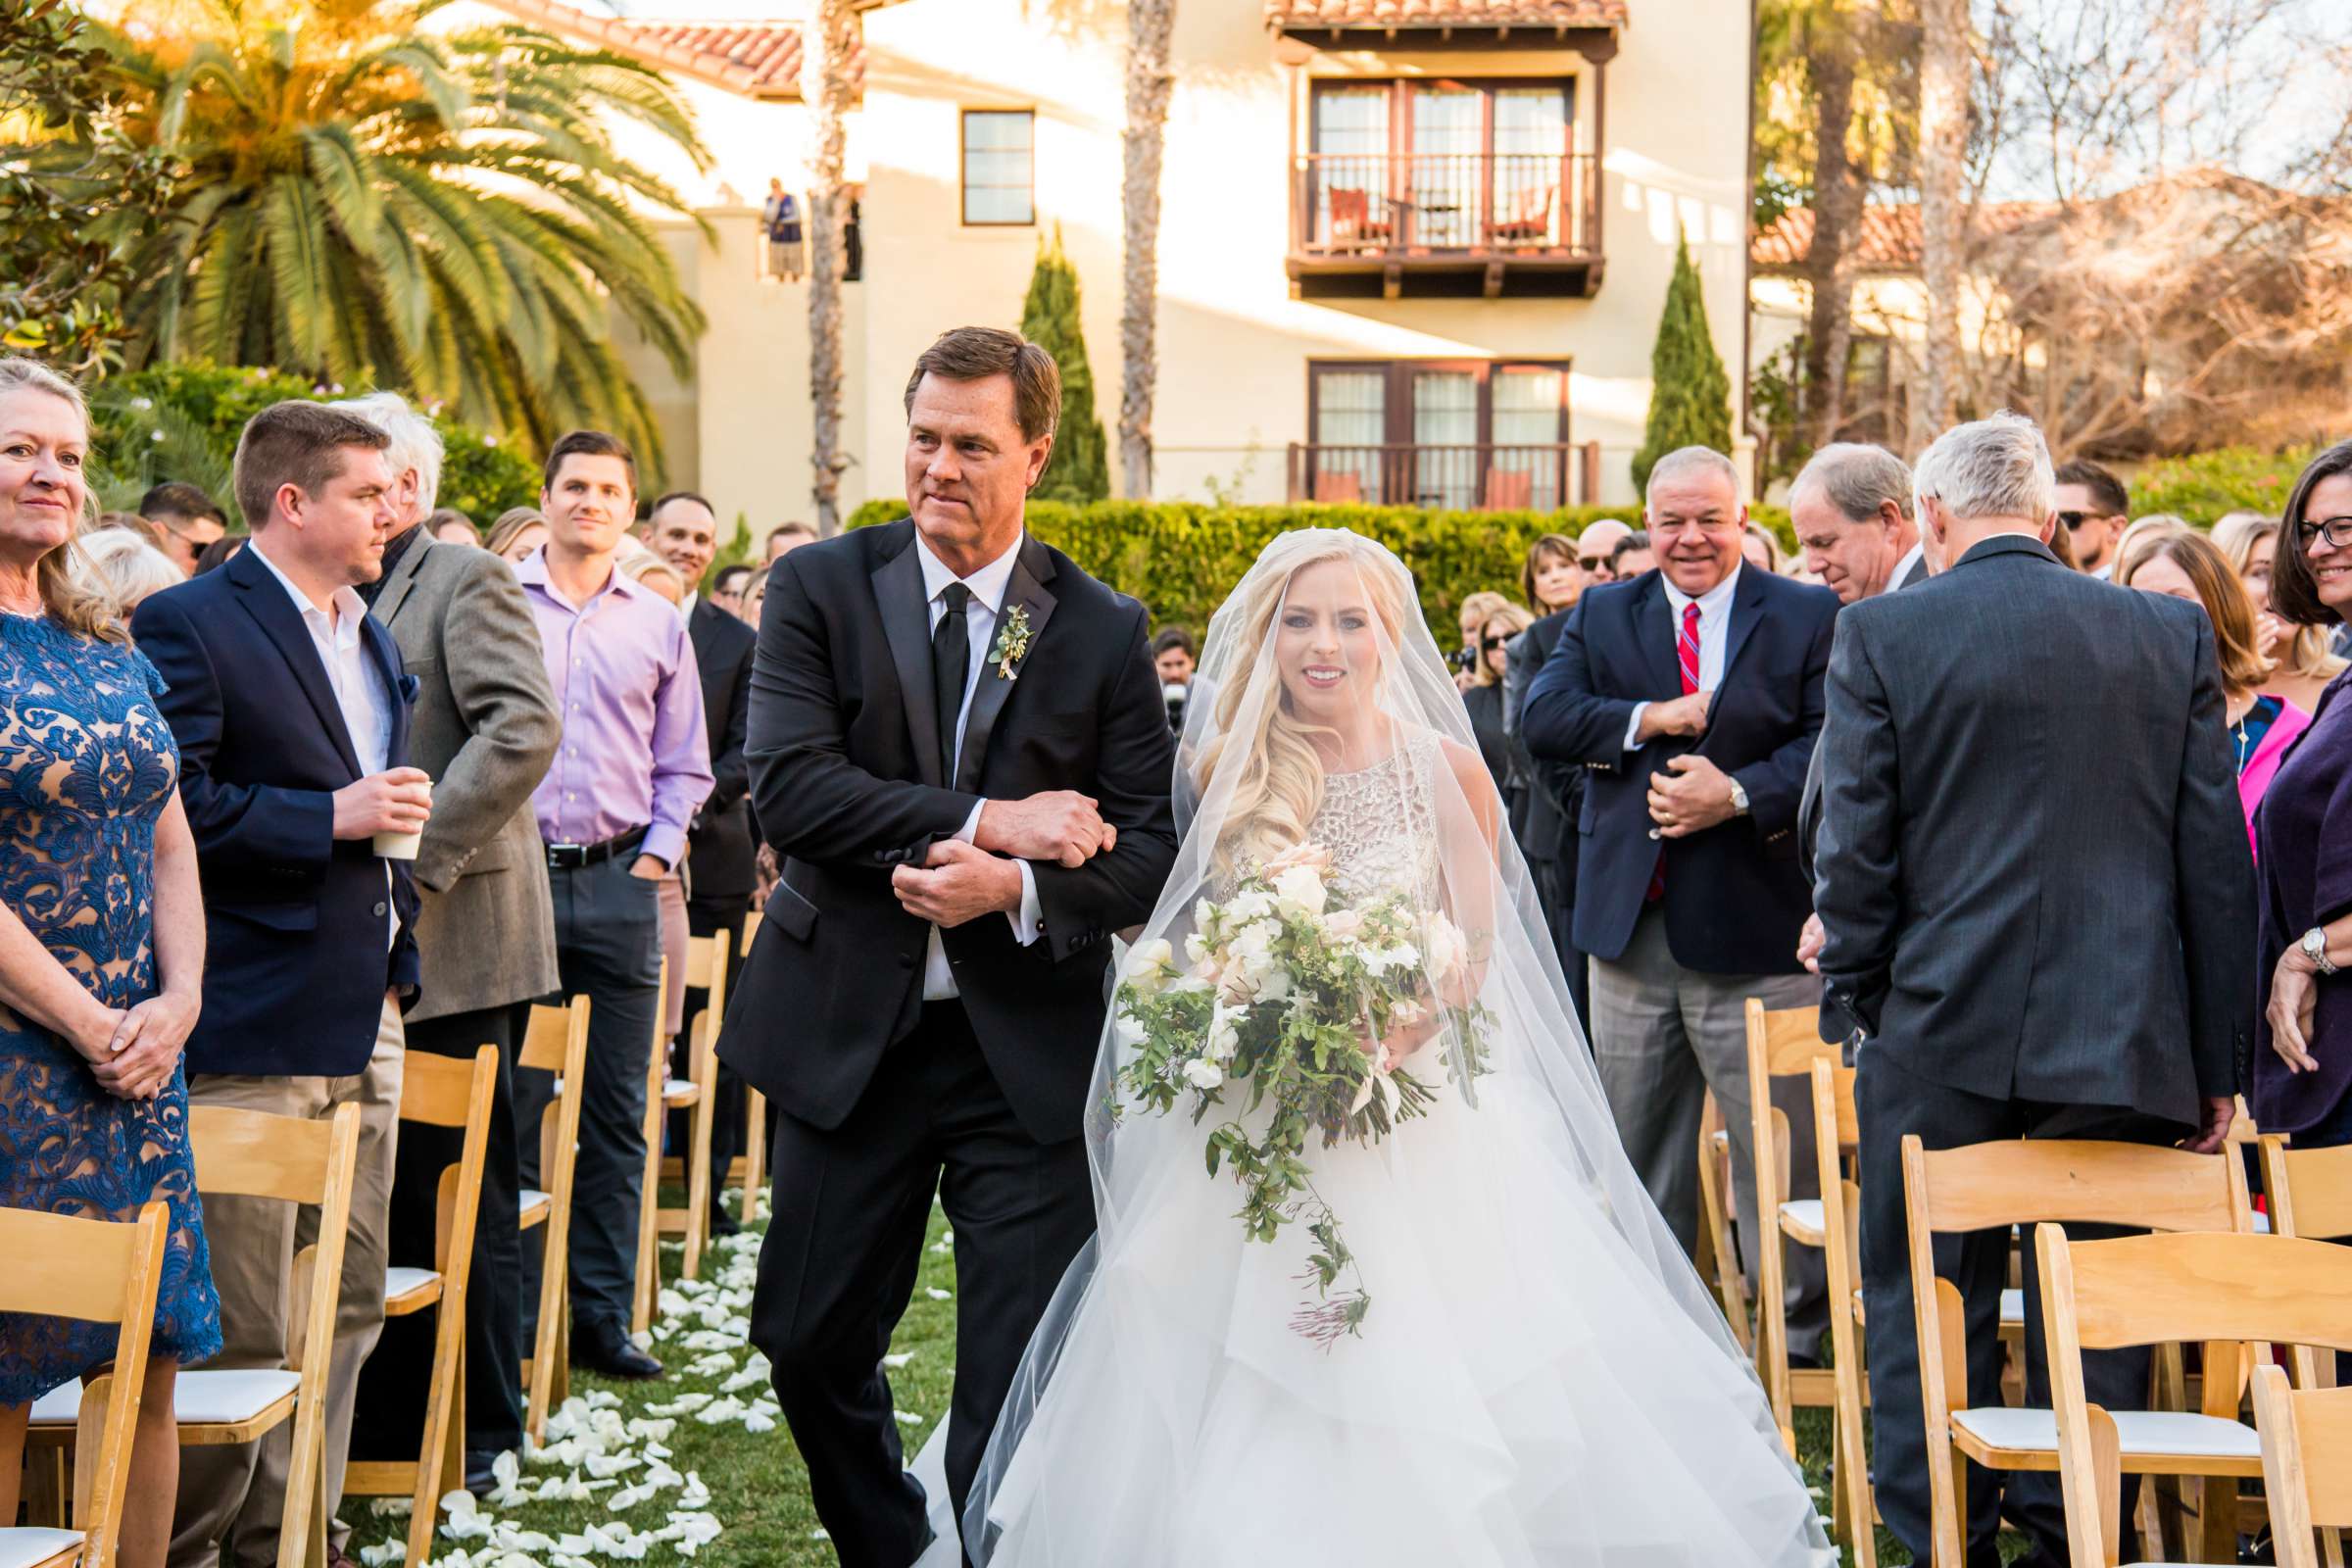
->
[545,826,649,870]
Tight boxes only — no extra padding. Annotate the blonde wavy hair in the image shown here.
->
[1195,534,1413,877]
[0,359,123,644]
[2212,512,2347,685]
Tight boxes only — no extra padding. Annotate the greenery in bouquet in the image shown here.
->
[1111,844,1493,1343]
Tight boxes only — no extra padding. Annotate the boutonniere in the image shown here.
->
[991,604,1034,680]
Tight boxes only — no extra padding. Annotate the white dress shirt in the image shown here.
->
[914,534,1044,1001]
[247,537,397,946]
[1625,563,1743,751]
[1890,540,1927,590]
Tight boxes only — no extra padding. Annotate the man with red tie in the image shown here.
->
[1521,445,1841,1364]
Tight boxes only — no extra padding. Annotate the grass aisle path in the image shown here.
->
[346,1196,957,1568]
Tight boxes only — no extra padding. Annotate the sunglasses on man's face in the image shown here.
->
[2056,511,2107,530]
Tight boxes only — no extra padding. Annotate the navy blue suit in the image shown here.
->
[133,544,420,1077]
[1521,566,1838,975]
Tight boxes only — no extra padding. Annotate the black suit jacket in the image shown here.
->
[716,522,1179,1143]
[686,597,760,900]
[1522,566,1839,973]
[133,545,420,1077]
[1811,535,2252,1124]
[1796,547,1930,879]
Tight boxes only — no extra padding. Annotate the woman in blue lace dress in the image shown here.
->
[0,359,219,1568]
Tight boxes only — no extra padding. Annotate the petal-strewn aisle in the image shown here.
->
[345,1196,959,1568]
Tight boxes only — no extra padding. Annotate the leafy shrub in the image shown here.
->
[847,498,1794,635]
[2128,446,2316,525]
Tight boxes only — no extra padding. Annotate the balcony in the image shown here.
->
[1287,442,1602,511]
[1289,151,1602,299]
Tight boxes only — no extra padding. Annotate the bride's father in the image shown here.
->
[718,327,1178,1567]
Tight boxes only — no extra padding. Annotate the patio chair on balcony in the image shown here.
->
[1325,187,1391,249]
[1483,466,1536,511]
[1312,469,1365,504]
[1489,183,1556,246]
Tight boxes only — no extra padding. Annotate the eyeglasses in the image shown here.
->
[2056,511,2111,531]
[2297,516,2352,551]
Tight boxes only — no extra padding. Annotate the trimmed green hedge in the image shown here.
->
[847,498,1792,635]
[2129,446,2316,525]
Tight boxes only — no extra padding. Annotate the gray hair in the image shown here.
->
[1791,442,1914,524]
[331,391,445,516]
[78,528,183,617]
[1910,412,2054,526]
[1644,446,1740,504]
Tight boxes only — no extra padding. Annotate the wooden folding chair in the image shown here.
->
[516,995,591,1446]
[656,929,733,1285]
[1694,1089,1753,1353]
[2253,1362,2352,1568]
[2260,1135,2352,1248]
[2040,1229,2352,1568]
[344,1046,495,1568]
[1743,998,1842,1454]
[0,1204,166,1568]
[28,1104,360,1568]
[1902,1135,2253,1568]
[1810,1060,1876,1567]
[734,910,768,1225]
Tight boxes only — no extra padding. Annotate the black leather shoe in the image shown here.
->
[570,1321,665,1381]
[463,1448,502,1496]
[707,1203,741,1238]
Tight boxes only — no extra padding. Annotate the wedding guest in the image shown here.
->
[1463,602,1532,786]
[1503,536,1591,1013]
[0,358,219,1568]
[710,563,754,621]
[1454,589,1513,691]
[651,490,760,1237]
[2052,457,2131,579]
[1741,522,1784,576]
[136,402,429,1567]
[427,509,477,546]
[1577,518,1633,583]
[740,569,770,629]
[1152,625,1197,686]
[139,480,229,576]
[486,506,548,564]
[765,521,816,565]
[80,527,185,625]
[335,392,560,1492]
[2255,439,2352,1151]
[621,549,689,608]
[1522,533,1585,618]
[2117,527,2305,848]
[2215,513,2346,713]
[92,510,166,547]
[1814,413,2248,1564]
[1522,445,1839,1369]
[1610,531,1655,579]
[2113,513,2190,570]
[514,430,711,1381]
[1790,443,1925,605]
[192,534,244,574]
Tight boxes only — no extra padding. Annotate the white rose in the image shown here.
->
[1321,907,1364,943]
[1227,890,1275,925]
[1421,915,1466,986]
[1111,1009,1147,1050]
[1181,1056,1225,1091]
[1123,937,1175,993]
[1269,862,1326,921]
[1367,941,1420,975]
[1205,1003,1243,1061]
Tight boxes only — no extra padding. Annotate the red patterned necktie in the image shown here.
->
[1648,601,1703,903]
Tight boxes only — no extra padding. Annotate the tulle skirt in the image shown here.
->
[929,1062,1832,1567]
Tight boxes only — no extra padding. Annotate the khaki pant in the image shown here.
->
[171,1001,403,1568]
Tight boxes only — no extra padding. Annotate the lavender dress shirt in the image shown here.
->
[516,548,713,870]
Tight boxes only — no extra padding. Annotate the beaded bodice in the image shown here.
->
[1308,735,1444,906]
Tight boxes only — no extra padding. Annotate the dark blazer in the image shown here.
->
[133,544,420,1076]
[1811,534,2253,1125]
[686,597,760,900]
[717,521,1179,1143]
[1522,566,1839,973]
[1502,612,1573,860]
[1796,547,1931,879]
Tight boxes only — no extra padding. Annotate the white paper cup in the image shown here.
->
[372,828,423,860]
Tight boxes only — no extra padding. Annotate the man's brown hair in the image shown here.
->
[903,326,1061,444]
[231,402,392,530]
[543,429,639,497]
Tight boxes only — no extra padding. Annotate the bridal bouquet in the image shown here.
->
[1111,844,1492,1343]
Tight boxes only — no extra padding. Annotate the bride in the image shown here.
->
[918,530,1829,1565]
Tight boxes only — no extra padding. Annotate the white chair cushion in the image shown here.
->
[172,1369,301,1425]
[520,1188,552,1217]
[0,1528,84,1568]
[1779,1199,1824,1240]
[385,1265,440,1300]
[2253,1209,2272,1235]
[1951,1405,2258,1459]
[662,1077,698,1102]
[2000,1288,2024,1325]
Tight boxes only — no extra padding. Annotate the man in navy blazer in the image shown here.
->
[1522,445,1840,1364]
[134,402,433,1568]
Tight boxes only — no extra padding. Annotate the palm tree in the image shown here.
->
[807,0,858,535]
[1118,0,1172,501]
[99,0,710,467]
[1915,0,1967,444]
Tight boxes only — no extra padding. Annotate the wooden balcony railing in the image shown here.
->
[1291,151,1600,261]
[1287,442,1601,512]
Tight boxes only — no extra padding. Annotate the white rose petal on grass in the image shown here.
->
[582,1452,639,1479]
[372,1499,416,1518]
[692,1394,750,1425]
[881,1351,914,1369]
[359,1544,405,1567]
[743,1408,777,1434]
[926,1287,953,1300]
[643,1393,711,1417]
[892,1409,924,1426]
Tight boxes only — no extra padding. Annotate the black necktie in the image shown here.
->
[932,582,971,779]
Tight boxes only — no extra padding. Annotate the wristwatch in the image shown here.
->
[1728,777,1751,816]
[2302,927,2338,976]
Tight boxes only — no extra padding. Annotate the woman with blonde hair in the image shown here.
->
[2117,527,2308,847]
[2212,511,2346,712]
[0,358,220,1568]
[79,526,185,625]
[485,506,548,564]
[1462,601,1534,788]
[942,529,1828,1567]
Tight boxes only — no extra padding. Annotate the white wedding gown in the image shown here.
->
[911,737,1831,1567]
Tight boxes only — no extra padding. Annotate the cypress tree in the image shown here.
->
[1632,229,1737,494]
[1019,225,1111,504]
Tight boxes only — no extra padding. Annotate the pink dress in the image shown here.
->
[2239,696,2313,858]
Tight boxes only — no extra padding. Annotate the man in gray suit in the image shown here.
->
[1812,413,2251,1567]
[340,394,562,1490]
